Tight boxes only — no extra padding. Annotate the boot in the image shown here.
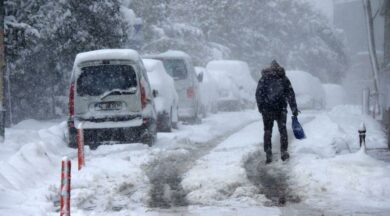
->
[281,151,290,161]
[266,151,273,164]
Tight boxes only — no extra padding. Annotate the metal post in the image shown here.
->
[362,88,370,115]
[0,0,5,140]
[359,122,367,150]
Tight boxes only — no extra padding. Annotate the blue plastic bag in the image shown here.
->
[292,116,306,139]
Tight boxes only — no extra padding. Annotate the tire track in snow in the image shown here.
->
[244,115,320,211]
[244,151,301,206]
[145,119,259,208]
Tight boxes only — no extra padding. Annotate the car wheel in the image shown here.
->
[190,112,202,125]
[142,119,157,146]
[143,135,155,147]
[172,106,179,129]
[201,104,207,118]
[160,109,172,132]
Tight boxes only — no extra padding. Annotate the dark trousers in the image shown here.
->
[262,111,288,153]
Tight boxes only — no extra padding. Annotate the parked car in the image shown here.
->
[67,49,157,148]
[195,67,219,116]
[322,84,346,109]
[145,50,202,122]
[206,60,257,111]
[143,59,179,132]
[286,70,325,110]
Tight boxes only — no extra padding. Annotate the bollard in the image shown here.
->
[77,123,85,171]
[359,122,367,149]
[60,157,71,216]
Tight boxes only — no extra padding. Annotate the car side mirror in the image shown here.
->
[152,89,158,98]
[197,72,204,83]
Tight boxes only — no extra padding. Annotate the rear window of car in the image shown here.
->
[161,59,188,80]
[77,65,137,96]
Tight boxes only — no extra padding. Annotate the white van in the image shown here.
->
[67,49,157,148]
[145,51,202,122]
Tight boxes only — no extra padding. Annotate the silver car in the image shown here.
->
[145,51,202,123]
[67,49,157,148]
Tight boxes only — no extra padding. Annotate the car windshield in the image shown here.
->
[161,59,188,80]
[77,65,137,96]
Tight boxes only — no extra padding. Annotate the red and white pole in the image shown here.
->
[77,123,85,170]
[60,157,71,216]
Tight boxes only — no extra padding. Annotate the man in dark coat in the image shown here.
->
[256,60,298,164]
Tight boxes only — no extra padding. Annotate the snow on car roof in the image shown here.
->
[74,49,141,67]
[145,50,191,60]
[206,60,256,91]
[207,60,246,66]
[206,60,253,79]
[142,59,165,74]
[286,70,325,98]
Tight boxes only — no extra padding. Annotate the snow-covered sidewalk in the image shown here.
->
[288,106,390,214]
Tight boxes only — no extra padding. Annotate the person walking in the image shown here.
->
[255,60,298,164]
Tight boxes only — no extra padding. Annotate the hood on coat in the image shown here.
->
[261,59,286,77]
[261,66,286,77]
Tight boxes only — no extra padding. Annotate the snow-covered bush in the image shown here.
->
[4,0,134,123]
[169,0,347,82]
[286,70,325,110]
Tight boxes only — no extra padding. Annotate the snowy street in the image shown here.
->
[3,0,390,215]
[0,106,389,216]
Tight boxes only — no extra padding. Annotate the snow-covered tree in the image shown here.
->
[131,0,231,65]
[168,0,347,82]
[5,0,131,122]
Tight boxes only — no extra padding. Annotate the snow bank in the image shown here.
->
[289,106,390,212]
[328,105,387,149]
[286,70,325,110]
[322,84,346,109]
[0,121,71,216]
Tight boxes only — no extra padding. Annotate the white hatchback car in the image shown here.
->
[143,59,179,132]
[145,50,202,122]
[206,60,257,111]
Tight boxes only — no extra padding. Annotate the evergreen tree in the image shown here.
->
[5,0,130,122]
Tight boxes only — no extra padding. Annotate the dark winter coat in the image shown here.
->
[255,66,298,113]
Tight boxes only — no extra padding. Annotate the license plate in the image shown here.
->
[95,102,122,110]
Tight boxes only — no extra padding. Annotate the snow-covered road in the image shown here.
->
[1,106,390,216]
